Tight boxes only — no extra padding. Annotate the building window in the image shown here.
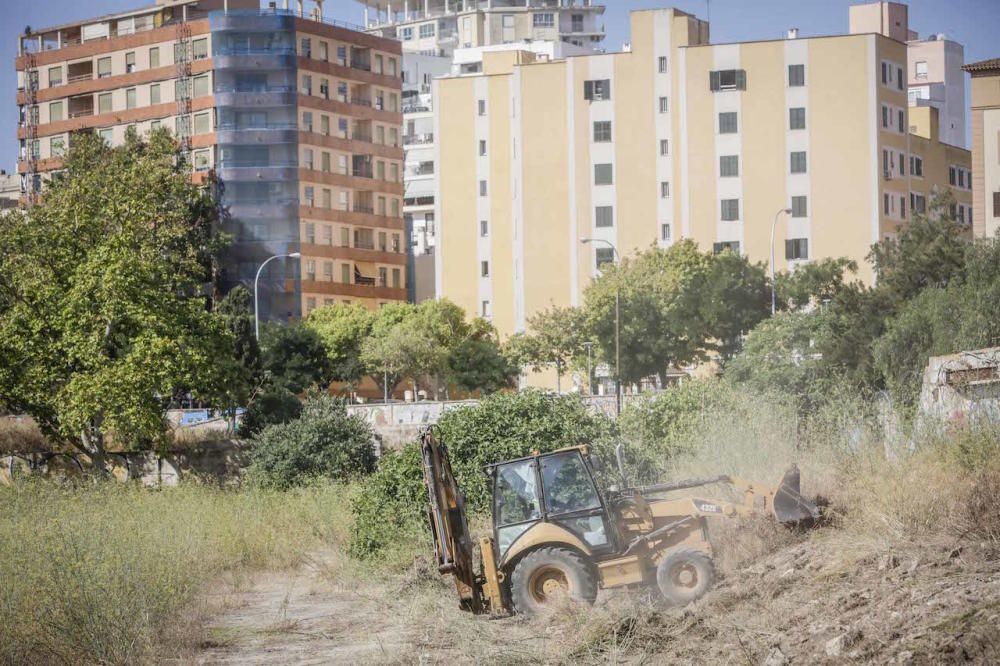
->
[659,139,669,156]
[594,163,613,185]
[898,151,905,176]
[661,223,671,241]
[420,23,435,38]
[98,93,112,114]
[480,220,488,236]
[479,180,487,196]
[788,64,805,87]
[897,109,905,133]
[49,101,64,122]
[97,57,111,79]
[99,128,113,146]
[949,166,956,186]
[713,241,740,255]
[482,300,491,318]
[993,192,1000,217]
[785,238,808,260]
[583,79,611,101]
[125,51,136,73]
[300,37,311,58]
[790,196,808,218]
[50,136,65,157]
[401,27,413,40]
[720,199,740,221]
[881,104,889,129]
[595,247,615,269]
[481,260,489,277]
[718,112,738,134]
[392,268,401,288]
[48,66,62,87]
[884,192,891,216]
[658,56,668,73]
[478,99,486,115]
[479,140,487,156]
[911,193,926,214]
[709,69,746,91]
[901,195,907,219]
[126,88,136,109]
[897,66,904,91]
[593,121,612,142]
[595,205,614,228]
[958,169,966,188]
[660,181,670,198]
[719,155,739,178]
[915,61,928,78]
[192,38,208,60]
[301,75,312,96]
[658,96,669,113]
[790,151,807,174]
[789,107,806,130]
[302,111,313,132]
[194,111,212,134]
[150,83,160,105]
[149,47,159,68]
[534,13,554,27]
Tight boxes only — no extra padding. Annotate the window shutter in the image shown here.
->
[993,192,1000,217]
[736,70,747,90]
[584,80,593,100]
[785,239,793,259]
[709,71,720,91]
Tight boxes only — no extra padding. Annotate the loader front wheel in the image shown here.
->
[656,548,714,606]
[510,547,597,615]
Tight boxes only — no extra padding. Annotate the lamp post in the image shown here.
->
[769,207,793,315]
[254,252,301,340]
[581,238,621,415]
[582,341,595,396]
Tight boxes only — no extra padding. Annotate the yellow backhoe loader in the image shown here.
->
[421,429,819,615]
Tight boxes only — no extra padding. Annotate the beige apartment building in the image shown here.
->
[435,4,972,347]
[15,0,407,321]
[964,58,1000,238]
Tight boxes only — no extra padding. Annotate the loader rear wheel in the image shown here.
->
[656,548,714,606]
[510,547,597,616]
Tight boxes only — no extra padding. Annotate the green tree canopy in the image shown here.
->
[0,130,242,455]
[258,322,332,394]
[305,303,375,389]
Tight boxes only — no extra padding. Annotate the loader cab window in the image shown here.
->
[541,452,601,514]
[495,460,542,556]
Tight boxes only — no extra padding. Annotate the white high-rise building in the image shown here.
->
[355,0,606,300]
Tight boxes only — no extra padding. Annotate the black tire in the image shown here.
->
[510,547,598,616]
[655,548,715,606]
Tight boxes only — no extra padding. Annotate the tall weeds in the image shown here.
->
[0,482,353,665]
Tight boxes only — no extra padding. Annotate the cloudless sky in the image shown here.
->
[2,0,998,172]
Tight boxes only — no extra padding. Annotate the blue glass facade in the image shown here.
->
[210,11,301,321]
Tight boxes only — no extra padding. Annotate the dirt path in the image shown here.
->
[194,553,419,665]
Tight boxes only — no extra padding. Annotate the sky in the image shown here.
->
[1,0,998,173]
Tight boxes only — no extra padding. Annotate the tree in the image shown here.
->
[775,257,859,310]
[506,305,592,390]
[696,251,770,359]
[215,285,261,404]
[359,301,417,396]
[0,130,242,459]
[869,190,968,306]
[449,319,518,394]
[258,322,332,394]
[305,303,375,390]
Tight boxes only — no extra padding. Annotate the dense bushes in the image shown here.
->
[348,390,616,559]
[247,395,376,490]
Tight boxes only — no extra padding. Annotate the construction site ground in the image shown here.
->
[188,525,1000,665]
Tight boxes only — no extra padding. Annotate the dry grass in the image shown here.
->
[0,481,355,665]
[0,418,53,455]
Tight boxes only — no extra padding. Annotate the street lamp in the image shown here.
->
[254,252,301,340]
[582,341,596,396]
[769,208,793,315]
[581,238,621,415]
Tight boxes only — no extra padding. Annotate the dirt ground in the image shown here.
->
[191,529,1000,665]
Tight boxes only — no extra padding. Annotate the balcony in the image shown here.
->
[353,203,375,215]
[403,104,431,114]
[350,96,372,108]
[352,130,374,143]
[403,133,433,146]
[350,59,372,72]
[68,96,94,119]
[352,165,374,179]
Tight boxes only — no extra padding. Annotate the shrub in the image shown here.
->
[347,443,428,561]
[618,379,734,471]
[240,387,302,437]
[247,395,376,490]
[349,390,616,559]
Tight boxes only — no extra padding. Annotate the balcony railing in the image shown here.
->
[215,46,296,56]
[354,239,375,250]
[403,133,433,145]
[353,203,375,215]
[217,122,298,131]
[214,84,296,93]
[350,96,371,107]
[68,109,94,119]
[350,59,371,72]
[352,167,374,179]
[218,160,298,168]
[403,104,430,114]
[355,275,376,286]
[352,131,373,143]
[66,73,92,84]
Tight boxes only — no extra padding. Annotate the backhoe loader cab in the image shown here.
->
[420,430,818,616]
